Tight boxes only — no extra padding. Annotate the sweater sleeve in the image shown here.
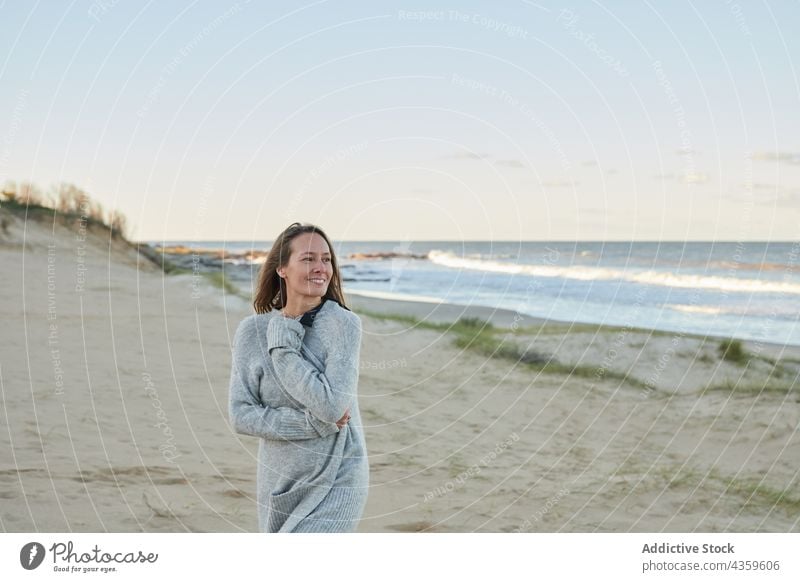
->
[228,318,340,440]
[267,312,361,424]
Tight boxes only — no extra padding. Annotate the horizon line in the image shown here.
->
[137,239,799,244]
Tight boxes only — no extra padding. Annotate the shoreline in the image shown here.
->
[148,239,800,353]
[346,290,546,328]
[344,290,799,354]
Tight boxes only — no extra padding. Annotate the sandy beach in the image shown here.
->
[1,209,798,532]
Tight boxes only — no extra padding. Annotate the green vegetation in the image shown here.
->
[446,453,470,479]
[1,181,128,239]
[697,353,716,364]
[718,338,749,364]
[661,466,800,515]
[353,308,648,389]
[203,270,241,296]
[750,353,800,380]
[135,243,186,274]
[701,379,798,397]
[453,316,494,331]
[355,308,800,397]
[203,271,238,295]
[725,478,800,513]
[1,180,178,274]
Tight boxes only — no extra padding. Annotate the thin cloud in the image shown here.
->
[752,151,800,164]
[541,179,579,187]
[728,188,800,206]
[439,152,528,169]
[443,151,492,160]
[684,172,709,184]
[653,172,709,184]
[495,159,526,168]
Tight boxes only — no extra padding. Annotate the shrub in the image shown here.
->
[718,339,748,364]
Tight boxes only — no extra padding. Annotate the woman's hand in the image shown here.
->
[335,408,351,429]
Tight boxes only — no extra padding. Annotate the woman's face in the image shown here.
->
[277,232,333,300]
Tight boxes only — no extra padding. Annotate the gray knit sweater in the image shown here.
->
[228,299,369,532]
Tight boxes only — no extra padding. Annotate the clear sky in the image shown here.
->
[1,0,798,241]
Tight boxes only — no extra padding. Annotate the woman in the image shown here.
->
[228,222,368,532]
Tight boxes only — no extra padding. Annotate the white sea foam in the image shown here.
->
[427,250,800,295]
[669,304,724,315]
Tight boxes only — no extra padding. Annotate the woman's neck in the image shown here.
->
[281,296,324,318]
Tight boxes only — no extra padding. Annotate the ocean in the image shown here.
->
[152,240,800,347]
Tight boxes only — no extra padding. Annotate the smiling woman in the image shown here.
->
[253,223,346,316]
[229,222,369,532]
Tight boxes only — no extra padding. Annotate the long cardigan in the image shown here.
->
[228,299,369,532]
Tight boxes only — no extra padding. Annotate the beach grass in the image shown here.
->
[136,246,245,297]
[697,353,716,364]
[661,466,800,515]
[725,478,800,514]
[447,453,470,479]
[750,353,800,380]
[353,306,800,398]
[203,270,239,295]
[139,247,187,275]
[718,338,749,364]
[1,198,55,218]
[2,186,128,239]
[355,308,650,389]
[701,379,799,397]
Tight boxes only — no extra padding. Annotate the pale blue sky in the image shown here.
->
[1,0,798,241]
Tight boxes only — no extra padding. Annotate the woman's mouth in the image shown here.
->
[308,278,327,285]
